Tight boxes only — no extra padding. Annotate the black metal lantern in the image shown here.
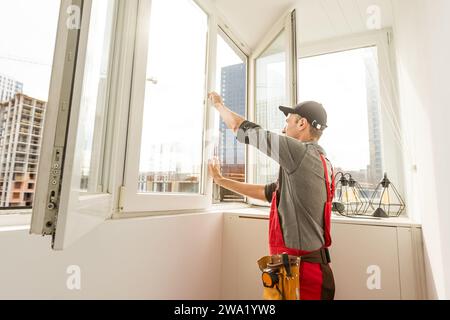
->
[348,175,371,214]
[333,173,367,216]
[365,173,406,218]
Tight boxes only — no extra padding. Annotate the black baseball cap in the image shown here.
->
[279,101,328,131]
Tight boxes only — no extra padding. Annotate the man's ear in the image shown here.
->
[297,118,307,130]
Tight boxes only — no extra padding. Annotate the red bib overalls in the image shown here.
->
[269,153,336,300]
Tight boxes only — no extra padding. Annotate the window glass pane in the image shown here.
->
[79,0,117,192]
[255,30,287,185]
[0,0,60,209]
[138,0,208,194]
[298,46,383,191]
[215,33,246,202]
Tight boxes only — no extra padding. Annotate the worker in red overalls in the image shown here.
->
[208,92,335,300]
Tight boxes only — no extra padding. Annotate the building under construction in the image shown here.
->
[0,93,45,207]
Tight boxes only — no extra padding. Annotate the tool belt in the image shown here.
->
[258,254,301,300]
[257,248,331,300]
[302,248,331,264]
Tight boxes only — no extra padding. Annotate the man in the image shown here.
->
[208,92,336,300]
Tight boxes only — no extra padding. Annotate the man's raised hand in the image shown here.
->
[208,92,224,109]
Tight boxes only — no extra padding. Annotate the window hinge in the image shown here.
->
[387,31,392,45]
[118,186,126,212]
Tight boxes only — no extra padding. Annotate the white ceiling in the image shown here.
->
[212,0,394,51]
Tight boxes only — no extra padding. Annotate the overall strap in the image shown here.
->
[319,153,335,248]
[319,154,335,203]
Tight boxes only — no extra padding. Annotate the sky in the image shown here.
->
[77,0,115,182]
[139,0,244,175]
[216,35,244,88]
[0,0,60,100]
[139,0,208,174]
[0,0,115,186]
[0,0,116,190]
[298,47,377,171]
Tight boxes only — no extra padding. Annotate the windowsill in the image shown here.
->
[112,202,253,220]
[113,204,421,228]
[0,209,32,231]
[0,203,254,230]
[222,206,422,228]
[0,204,421,232]
[330,214,421,228]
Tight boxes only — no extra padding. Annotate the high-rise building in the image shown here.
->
[218,63,246,201]
[0,74,23,103]
[364,52,384,185]
[220,63,246,166]
[0,93,45,207]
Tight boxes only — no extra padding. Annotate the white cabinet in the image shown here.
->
[221,211,426,300]
[332,224,399,299]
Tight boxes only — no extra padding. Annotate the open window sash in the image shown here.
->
[30,0,117,250]
[120,0,216,214]
[247,9,297,206]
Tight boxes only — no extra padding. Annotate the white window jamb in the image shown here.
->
[212,25,250,204]
[31,0,121,250]
[247,8,297,207]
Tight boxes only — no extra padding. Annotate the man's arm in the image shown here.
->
[208,158,267,202]
[209,92,308,174]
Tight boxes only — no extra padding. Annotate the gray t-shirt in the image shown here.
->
[237,121,333,252]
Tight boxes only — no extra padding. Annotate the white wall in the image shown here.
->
[0,213,223,299]
[392,0,450,300]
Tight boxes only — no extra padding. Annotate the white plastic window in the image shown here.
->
[298,46,384,190]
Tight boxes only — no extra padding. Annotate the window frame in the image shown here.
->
[75,0,119,196]
[119,0,250,214]
[247,8,297,207]
[297,29,405,205]
[30,0,122,250]
[213,27,249,204]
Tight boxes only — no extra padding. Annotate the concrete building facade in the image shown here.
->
[0,93,45,207]
[0,74,23,103]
